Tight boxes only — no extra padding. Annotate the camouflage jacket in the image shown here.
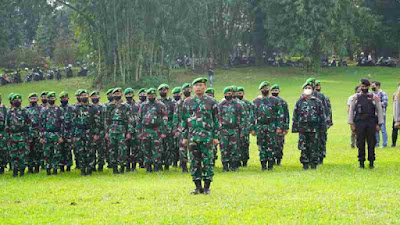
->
[276,96,290,131]
[252,96,284,133]
[40,106,64,139]
[159,97,176,134]
[73,104,96,137]
[125,101,140,135]
[173,97,191,135]
[106,102,134,135]
[181,95,220,142]
[6,107,31,141]
[0,105,7,132]
[91,104,106,136]
[137,100,168,136]
[60,104,75,139]
[292,95,327,133]
[218,99,246,135]
[313,91,332,127]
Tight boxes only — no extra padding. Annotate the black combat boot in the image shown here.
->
[0,167,4,174]
[222,162,229,172]
[311,163,317,170]
[13,167,18,177]
[303,163,309,170]
[359,161,365,169]
[126,163,131,172]
[230,161,238,172]
[28,167,34,174]
[276,158,282,166]
[66,166,71,172]
[120,166,125,174]
[139,162,145,168]
[173,161,178,168]
[242,161,248,167]
[203,180,211,195]
[92,167,97,172]
[131,162,136,171]
[87,168,92,175]
[34,166,40,173]
[53,168,58,175]
[146,164,152,173]
[164,164,169,171]
[154,164,161,172]
[60,166,65,173]
[46,168,51,175]
[97,165,103,172]
[369,161,374,169]
[81,167,86,176]
[20,167,25,177]
[319,158,324,165]
[267,160,274,170]
[113,166,118,174]
[181,163,188,173]
[191,180,203,195]
[261,161,267,171]
[75,161,80,169]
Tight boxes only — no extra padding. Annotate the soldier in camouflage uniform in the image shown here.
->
[205,87,219,164]
[173,83,192,173]
[182,78,220,195]
[158,84,176,171]
[236,87,254,167]
[72,89,82,169]
[292,82,327,170]
[106,88,114,105]
[252,81,284,171]
[105,88,134,174]
[73,89,96,175]
[124,88,140,172]
[59,92,75,172]
[137,88,147,168]
[138,88,168,173]
[40,92,64,175]
[104,88,117,168]
[271,84,290,166]
[90,91,106,172]
[218,86,245,172]
[171,87,182,168]
[6,94,30,177]
[0,94,8,174]
[6,93,14,171]
[24,93,42,173]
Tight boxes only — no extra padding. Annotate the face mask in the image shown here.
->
[225,95,233,101]
[238,96,243,100]
[139,96,147,102]
[361,88,368,94]
[174,96,181,101]
[148,97,155,102]
[48,100,56,105]
[107,96,113,102]
[60,100,68,106]
[81,97,89,103]
[42,99,48,104]
[30,102,38,107]
[372,87,377,92]
[77,98,81,103]
[114,96,122,101]
[160,92,167,98]
[13,101,21,108]
[183,91,191,97]
[315,88,321,92]
[126,97,133,103]
[91,98,99,104]
[233,95,238,99]
[261,90,269,96]
[303,89,313,96]
[272,93,279,97]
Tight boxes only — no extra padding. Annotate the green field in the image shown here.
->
[1,67,400,224]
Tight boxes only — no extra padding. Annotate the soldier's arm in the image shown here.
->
[275,99,284,130]
[318,102,327,132]
[127,105,135,135]
[292,101,300,133]
[181,103,189,139]
[325,96,333,126]
[348,96,357,125]
[212,100,220,140]
[160,104,168,135]
[238,103,247,134]
[284,102,290,131]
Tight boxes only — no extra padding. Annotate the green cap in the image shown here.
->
[182,83,191,90]
[259,81,270,90]
[306,78,316,84]
[231,86,238,92]
[271,84,280,90]
[124,88,134,95]
[40,91,48,97]
[90,91,100,97]
[138,88,146,94]
[112,88,122,94]
[158,84,169,91]
[106,88,114,95]
[192,77,208,86]
[75,89,82,96]
[315,80,321,85]
[59,92,68,98]
[302,82,312,89]
[11,94,22,101]
[205,88,215,94]
[237,87,244,92]
[28,93,38,98]
[47,92,56,98]
[80,89,89,95]
[172,87,181,94]
[8,93,15,101]
[223,86,233,94]
[146,88,157,95]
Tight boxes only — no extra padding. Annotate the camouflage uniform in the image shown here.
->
[205,88,219,164]
[0,103,8,173]
[59,92,75,171]
[253,81,284,170]
[137,88,147,167]
[238,95,254,166]
[137,88,168,172]
[292,87,327,168]
[90,94,106,171]
[104,89,117,168]
[24,95,42,172]
[124,88,140,171]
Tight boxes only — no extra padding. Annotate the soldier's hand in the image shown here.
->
[351,125,356,132]
[126,133,132,140]
[58,137,63,144]
[396,122,400,129]
[276,128,282,135]
[40,138,45,144]
[182,139,188,147]
[93,135,100,141]
[213,139,219,146]
[161,134,167,138]
[105,134,109,140]
[250,130,256,136]
[283,130,288,135]
[376,125,380,132]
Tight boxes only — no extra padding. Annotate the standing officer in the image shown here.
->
[90,91,106,172]
[236,87,254,167]
[0,94,7,174]
[171,87,182,168]
[204,87,219,164]
[59,92,74,172]
[348,79,384,169]
[181,77,220,195]
[24,93,42,173]
[124,88,140,171]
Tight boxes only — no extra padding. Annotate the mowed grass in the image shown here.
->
[1,67,400,224]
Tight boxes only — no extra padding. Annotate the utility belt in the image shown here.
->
[355,113,377,121]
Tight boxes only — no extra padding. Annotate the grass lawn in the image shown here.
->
[1,66,400,224]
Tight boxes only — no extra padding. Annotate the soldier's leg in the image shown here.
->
[117,134,127,174]
[392,121,399,147]
[356,122,367,167]
[26,141,34,173]
[275,135,283,165]
[109,134,119,174]
[125,139,132,172]
[366,123,376,167]
[179,137,188,172]
[0,135,7,174]
[231,134,240,171]
[189,141,202,181]
[43,140,52,174]
[153,135,162,172]
[143,137,153,172]
[257,131,267,170]
[131,137,140,171]
[96,138,105,171]
[240,135,250,166]
[173,137,180,167]
[53,139,62,175]
[266,132,276,170]
[164,136,173,170]
[219,135,230,172]
[76,138,87,175]
[200,140,214,194]
[298,132,309,169]
[309,132,320,169]
[66,141,73,171]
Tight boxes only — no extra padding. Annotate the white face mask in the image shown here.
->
[303,89,313,96]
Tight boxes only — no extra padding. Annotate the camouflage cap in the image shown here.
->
[172,87,182,94]
[192,77,208,86]
[138,88,146,94]
[28,92,38,98]
[59,92,68,98]
[47,92,56,98]
[259,81,270,90]
[237,87,245,92]
[11,94,22,101]
[112,88,122,94]
[158,84,169,91]
[205,88,215,94]
[271,84,280,90]
[146,88,157,95]
[106,88,114,95]
[182,83,191,90]
[124,88,134,95]
[40,91,49,97]
[90,91,100,97]
[223,86,233,94]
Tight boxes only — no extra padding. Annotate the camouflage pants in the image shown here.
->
[172,136,180,163]
[43,135,61,169]
[257,130,277,161]
[109,133,127,167]
[75,136,95,169]
[179,137,188,164]
[93,137,106,167]
[0,132,9,168]
[276,134,285,160]
[298,132,320,164]
[9,134,27,169]
[26,136,41,168]
[189,140,214,181]
[161,135,174,166]
[219,133,240,163]
[60,139,73,167]
[240,135,250,161]
[142,135,162,165]
[127,137,141,165]
[320,132,327,159]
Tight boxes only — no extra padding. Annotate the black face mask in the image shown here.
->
[272,93,279,97]
[139,96,147,102]
[114,96,122,101]
[148,97,155,102]
[238,96,243,100]
[41,99,48,104]
[160,92,167,98]
[126,97,133,103]
[91,98,99,104]
[48,100,55,105]
[77,98,81,103]
[233,95,238,99]
[174,96,181,101]
[261,90,269,96]
[107,96,113,102]
[372,87,377,92]
[315,88,321,92]
[225,95,233,101]
[361,88,369,94]
[30,102,38,107]
[61,100,68,106]
[183,91,191,97]
[13,101,21,108]
[81,97,89,103]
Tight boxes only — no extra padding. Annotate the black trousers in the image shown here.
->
[356,121,376,162]
[392,121,399,146]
